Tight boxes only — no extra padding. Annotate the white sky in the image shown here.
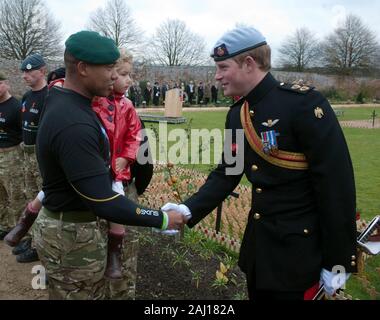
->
[47,0,380,63]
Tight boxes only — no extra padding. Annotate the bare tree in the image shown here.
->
[0,0,62,60]
[278,28,320,71]
[87,0,143,55]
[322,14,379,73]
[148,19,208,66]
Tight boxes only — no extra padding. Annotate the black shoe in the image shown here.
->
[12,238,32,255]
[16,248,39,263]
[0,230,9,240]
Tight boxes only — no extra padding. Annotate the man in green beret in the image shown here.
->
[34,31,185,300]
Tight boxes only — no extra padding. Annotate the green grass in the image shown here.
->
[344,128,380,219]
[345,255,380,300]
[332,106,380,121]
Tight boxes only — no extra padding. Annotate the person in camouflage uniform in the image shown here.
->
[12,54,49,263]
[0,73,25,239]
[33,31,184,300]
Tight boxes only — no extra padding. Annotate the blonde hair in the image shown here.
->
[233,44,272,72]
[116,48,133,68]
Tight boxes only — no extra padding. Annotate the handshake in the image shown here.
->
[160,203,192,232]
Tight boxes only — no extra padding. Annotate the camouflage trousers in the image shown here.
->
[33,208,108,300]
[21,144,42,201]
[105,183,140,300]
[34,183,141,300]
[0,146,26,232]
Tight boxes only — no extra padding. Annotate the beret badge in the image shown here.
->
[215,44,229,58]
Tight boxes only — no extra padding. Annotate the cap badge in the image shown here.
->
[314,107,324,119]
[26,64,32,70]
[300,86,310,92]
[215,44,229,58]
[262,119,280,128]
[291,84,301,90]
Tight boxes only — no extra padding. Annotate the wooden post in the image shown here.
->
[371,110,377,128]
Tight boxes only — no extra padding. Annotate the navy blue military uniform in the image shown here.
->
[185,72,357,294]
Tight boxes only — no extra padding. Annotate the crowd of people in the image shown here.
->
[128,80,220,107]
[0,24,358,301]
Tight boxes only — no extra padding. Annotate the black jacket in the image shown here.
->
[184,73,357,291]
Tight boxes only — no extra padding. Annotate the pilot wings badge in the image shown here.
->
[262,119,280,128]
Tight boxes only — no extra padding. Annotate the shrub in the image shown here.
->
[319,87,350,102]
[356,91,365,104]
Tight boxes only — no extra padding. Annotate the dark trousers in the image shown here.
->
[246,272,309,301]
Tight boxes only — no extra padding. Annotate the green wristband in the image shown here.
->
[161,211,169,230]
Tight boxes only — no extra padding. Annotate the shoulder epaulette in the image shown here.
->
[278,82,314,95]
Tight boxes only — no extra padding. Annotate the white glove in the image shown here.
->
[112,181,125,196]
[159,203,192,235]
[320,268,351,296]
[161,203,192,219]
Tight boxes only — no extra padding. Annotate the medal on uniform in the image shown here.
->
[261,130,280,155]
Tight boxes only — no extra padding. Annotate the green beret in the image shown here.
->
[0,72,7,81]
[65,31,120,65]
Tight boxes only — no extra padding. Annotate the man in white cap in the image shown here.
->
[164,26,357,300]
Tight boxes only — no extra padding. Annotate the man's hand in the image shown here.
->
[320,269,351,296]
[115,157,129,173]
[166,210,186,230]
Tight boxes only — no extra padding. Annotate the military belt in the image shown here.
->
[42,207,97,223]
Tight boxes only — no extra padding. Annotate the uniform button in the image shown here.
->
[351,255,356,260]
[304,229,309,235]
[108,105,114,111]
[107,116,113,123]
[256,188,263,194]
[254,213,261,220]
[252,165,259,172]
[351,261,356,267]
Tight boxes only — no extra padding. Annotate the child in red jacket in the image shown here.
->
[6,51,146,279]
[91,50,142,278]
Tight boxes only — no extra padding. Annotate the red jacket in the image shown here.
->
[92,93,142,182]
[49,79,142,182]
